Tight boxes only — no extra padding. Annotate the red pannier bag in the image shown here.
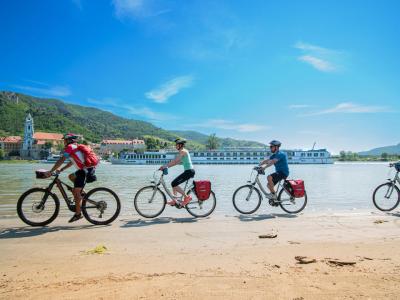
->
[194,180,211,200]
[288,180,305,198]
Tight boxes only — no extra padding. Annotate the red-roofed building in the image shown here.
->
[0,136,22,156]
[99,139,145,155]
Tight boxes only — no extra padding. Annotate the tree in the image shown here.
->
[339,151,346,161]
[44,141,52,150]
[381,152,389,160]
[0,149,4,160]
[206,134,219,150]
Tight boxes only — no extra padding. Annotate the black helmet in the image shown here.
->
[63,133,79,143]
[174,138,187,145]
[269,140,281,147]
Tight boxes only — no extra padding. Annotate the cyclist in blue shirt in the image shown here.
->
[259,140,289,199]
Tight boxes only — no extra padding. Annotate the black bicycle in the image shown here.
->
[17,172,121,226]
[372,162,400,211]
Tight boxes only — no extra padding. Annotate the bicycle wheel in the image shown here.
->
[17,188,60,227]
[232,185,262,214]
[372,183,400,211]
[278,189,307,214]
[82,187,121,225]
[186,190,216,218]
[134,186,166,218]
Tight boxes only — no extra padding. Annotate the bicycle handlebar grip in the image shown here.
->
[162,168,169,175]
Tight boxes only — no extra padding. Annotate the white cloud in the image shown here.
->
[294,41,342,72]
[191,119,268,133]
[112,0,170,20]
[304,102,390,116]
[87,97,175,121]
[145,75,194,103]
[298,55,336,72]
[13,84,71,97]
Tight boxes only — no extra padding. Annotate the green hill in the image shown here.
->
[171,130,266,148]
[0,91,263,150]
[359,143,400,156]
[0,91,180,143]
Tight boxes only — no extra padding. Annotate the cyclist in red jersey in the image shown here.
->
[47,134,98,222]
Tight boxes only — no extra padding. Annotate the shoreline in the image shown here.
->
[1,211,400,299]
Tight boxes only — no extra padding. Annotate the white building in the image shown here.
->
[99,139,145,156]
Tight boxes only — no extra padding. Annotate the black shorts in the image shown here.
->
[171,169,195,187]
[269,172,287,185]
[73,168,96,188]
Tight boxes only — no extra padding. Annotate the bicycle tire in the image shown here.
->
[372,183,400,212]
[278,189,307,214]
[134,186,166,218]
[17,188,60,227]
[185,189,216,218]
[232,185,262,214]
[82,187,121,225]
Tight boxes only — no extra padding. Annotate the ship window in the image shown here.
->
[226,153,231,156]
[314,153,318,157]
[207,153,211,157]
[233,157,237,160]
[220,157,224,160]
[233,152,237,156]
[307,153,312,157]
[220,153,224,156]
[213,157,217,160]
[207,158,210,160]
[301,153,305,157]
[320,153,325,157]
[200,153,204,156]
[163,155,166,158]
[213,153,217,157]
[247,157,251,160]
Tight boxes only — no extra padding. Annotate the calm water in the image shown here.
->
[0,162,396,218]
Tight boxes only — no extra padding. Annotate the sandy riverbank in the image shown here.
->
[1,211,400,299]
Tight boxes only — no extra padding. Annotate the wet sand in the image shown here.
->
[1,210,400,299]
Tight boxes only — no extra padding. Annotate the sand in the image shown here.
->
[1,210,400,299]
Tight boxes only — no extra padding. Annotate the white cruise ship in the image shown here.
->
[110,148,334,165]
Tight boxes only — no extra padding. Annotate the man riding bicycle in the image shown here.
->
[159,138,195,207]
[46,133,98,223]
[259,140,289,200]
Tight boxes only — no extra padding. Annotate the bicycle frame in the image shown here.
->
[248,172,283,199]
[385,171,400,198]
[151,172,194,204]
[42,175,95,212]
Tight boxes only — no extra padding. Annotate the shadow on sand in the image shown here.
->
[386,212,400,217]
[235,213,298,222]
[0,224,99,239]
[120,216,199,228]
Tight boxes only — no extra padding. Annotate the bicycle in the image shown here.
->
[134,169,216,218]
[372,162,400,211]
[232,166,307,214]
[17,171,121,226]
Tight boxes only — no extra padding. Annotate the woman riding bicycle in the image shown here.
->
[159,139,195,207]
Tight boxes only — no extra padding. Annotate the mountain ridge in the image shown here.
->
[0,91,264,149]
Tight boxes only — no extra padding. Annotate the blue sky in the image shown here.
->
[0,0,399,153]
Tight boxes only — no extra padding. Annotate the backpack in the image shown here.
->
[77,144,99,168]
[194,180,212,200]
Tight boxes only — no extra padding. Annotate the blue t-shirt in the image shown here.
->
[269,151,289,177]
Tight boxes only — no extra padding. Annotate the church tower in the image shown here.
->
[22,113,34,157]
